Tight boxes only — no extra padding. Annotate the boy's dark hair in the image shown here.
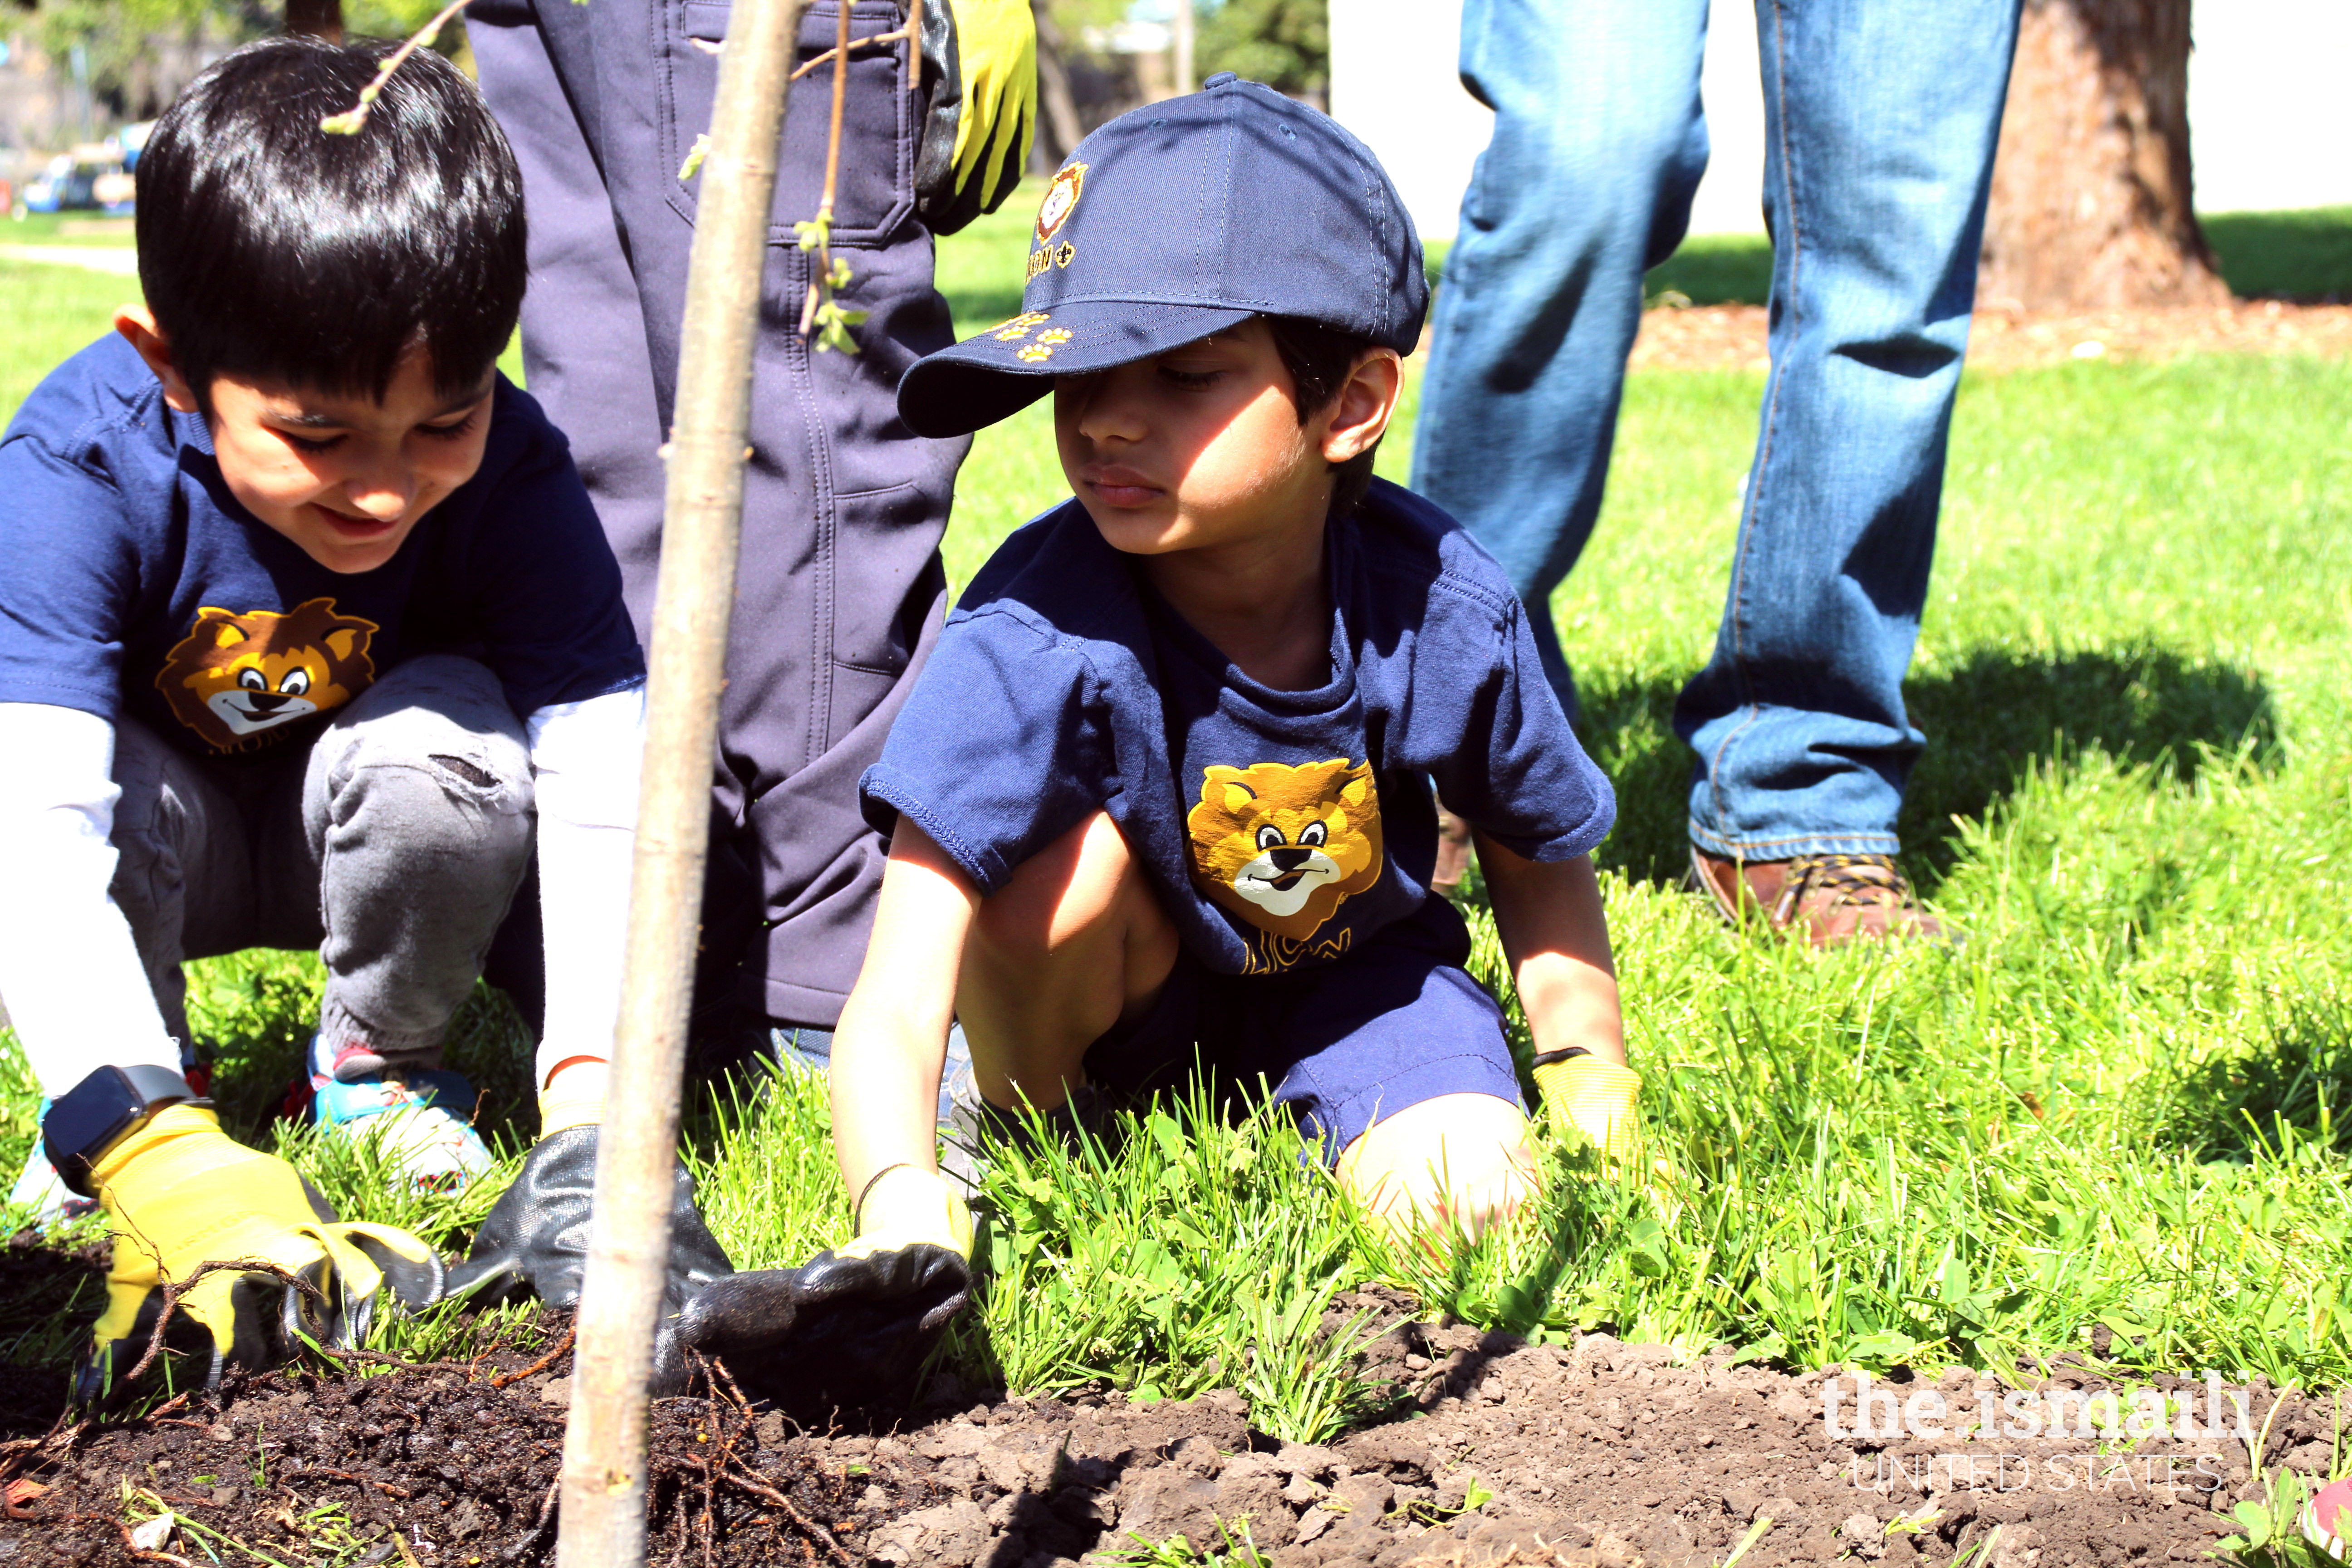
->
[136,36,525,408]
[1264,315,1383,519]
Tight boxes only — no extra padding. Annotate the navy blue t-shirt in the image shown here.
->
[0,334,643,761]
[862,478,1616,978]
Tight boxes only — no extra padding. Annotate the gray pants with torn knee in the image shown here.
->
[111,655,535,1065]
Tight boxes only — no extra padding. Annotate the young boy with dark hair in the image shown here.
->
[0,36,689,1396]
[808,78,1648,1305]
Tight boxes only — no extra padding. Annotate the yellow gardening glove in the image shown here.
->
[79,1105,443,1402]
[535,1057,609,1137]
[915,0,1037,235]
[838,1163,975,1262]
[1532,1053,1644,1163]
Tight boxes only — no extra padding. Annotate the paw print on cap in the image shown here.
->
[1016,328,1074,364]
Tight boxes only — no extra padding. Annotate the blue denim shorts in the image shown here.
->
[1082,898,1526,1164]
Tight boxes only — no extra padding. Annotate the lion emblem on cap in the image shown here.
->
[157,598,379,753]
[1186,757,1384,943]
[1035,162,1085,245]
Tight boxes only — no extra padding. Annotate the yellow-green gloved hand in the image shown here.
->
[80,1105,444,1402]
[1532,1052,1644,1162]
[915,0,1037,235]
[838,1162,975,1262]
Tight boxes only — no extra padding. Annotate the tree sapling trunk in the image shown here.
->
[553,0,809,1565]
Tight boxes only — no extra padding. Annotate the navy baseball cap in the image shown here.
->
[896,74,1427,440]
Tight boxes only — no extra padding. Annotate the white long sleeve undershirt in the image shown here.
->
[526,686,643,1089]
[0,691,643,1101]
[0,703,181,1095]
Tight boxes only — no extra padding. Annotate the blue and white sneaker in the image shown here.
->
[7,1102,99,1227]
[310,1035,496,1192]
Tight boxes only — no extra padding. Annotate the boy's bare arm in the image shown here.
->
[1474,838,1627,1068]
[832,817,980,1200]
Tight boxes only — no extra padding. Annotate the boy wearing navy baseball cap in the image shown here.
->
[826,76,1641,1269]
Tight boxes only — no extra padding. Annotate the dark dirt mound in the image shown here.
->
[0,1274,2315,1567]
[0,1313,945,1566]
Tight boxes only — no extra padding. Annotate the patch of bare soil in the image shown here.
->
[1628,298,2352,374]
[0,1275,2318,1567]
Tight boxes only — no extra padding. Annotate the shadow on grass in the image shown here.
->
[0,1224,108,1404]
[1421,234,1778,309]
[1644,234,1774,307]
[2155,991,2352,1162]
[2205,206,2352,304]
[1578,641,2278,889]
[1418,208,2352,313]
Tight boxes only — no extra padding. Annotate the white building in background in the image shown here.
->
[1330,0,2352,244]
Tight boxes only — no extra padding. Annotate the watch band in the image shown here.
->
[40,1063,211,1197]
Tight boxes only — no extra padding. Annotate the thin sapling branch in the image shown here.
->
[678,0,877,351]
[319,0,476,135]
[792,0,868,353]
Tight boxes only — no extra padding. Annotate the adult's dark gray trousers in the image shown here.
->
[466,0,969,1029]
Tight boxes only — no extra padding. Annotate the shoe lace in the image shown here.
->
[1779,853,1917,917]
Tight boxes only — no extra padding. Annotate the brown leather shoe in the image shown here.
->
[1689,848,1945,947]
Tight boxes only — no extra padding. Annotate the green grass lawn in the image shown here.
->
[1,212,139,246]
[5,225,2352,1420]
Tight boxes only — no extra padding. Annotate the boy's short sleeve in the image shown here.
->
[434,383,645,714]
[1428,591,1615,863]
[859,609,1115,894]
[0,429,142,721]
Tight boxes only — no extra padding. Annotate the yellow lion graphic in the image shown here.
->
[1186,757,1384,943]
[156,598,379,753]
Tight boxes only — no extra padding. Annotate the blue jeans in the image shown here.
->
[1413,0,2019,860]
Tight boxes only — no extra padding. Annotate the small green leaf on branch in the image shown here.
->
[811,301,868,355]
[319,86,379,136]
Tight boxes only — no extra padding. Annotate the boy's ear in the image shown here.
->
[114,306,203,415]
[1318,348,1402,466]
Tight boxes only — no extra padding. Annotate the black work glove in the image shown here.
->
[446,1124,733,1337]
[670,1166,974,1411]
[671,1246,973,1412]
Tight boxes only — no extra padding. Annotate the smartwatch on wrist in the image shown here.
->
[41,1063,211,1196]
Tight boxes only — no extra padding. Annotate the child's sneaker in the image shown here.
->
[310,1035,495,1191]
[7,1103,100,1226]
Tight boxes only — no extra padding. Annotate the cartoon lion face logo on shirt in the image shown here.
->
[1186,757,1385,944]
[156,598,379,753]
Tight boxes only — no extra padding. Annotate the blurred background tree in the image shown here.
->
[1031,0,1328,166]
[1980,0,2229,309]
[1194,0,1323,104]
[13,0,465,138]
[287,0,473,44]
[28,0,269,127]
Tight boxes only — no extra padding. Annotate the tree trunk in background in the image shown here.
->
[1979,0,2228,310]
[286,0,344,42]
[1031,1,1086,170]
